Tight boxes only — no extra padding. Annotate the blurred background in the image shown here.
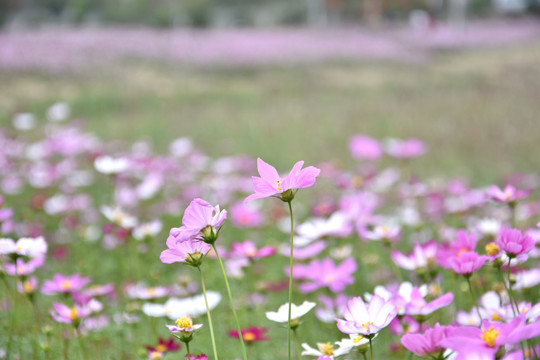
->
[1,0,540,182]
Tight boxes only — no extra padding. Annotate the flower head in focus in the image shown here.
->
[336,295,398,336]
[245,158,320,203]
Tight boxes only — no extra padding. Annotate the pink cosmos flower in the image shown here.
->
[391,240,438,271]
[186,355,208,360]
[437,230,478,269]
[385,138,427,158]
[41,273,91,295]
[5,256,45,276]
[230,202,263,228]
[487,184,531,203]
[397,286,454,317]
[401,323,456,357]
[244,158,320,202]
[389,315,423,335]
[283,241,326,260]
[229,240,275,260]
[168,198,227,244]
[17,277,38,295]
[315,294,349,323]
[336,295,398,336]
[298,257,357,293]
[51,302,91,324]
[349,135,383,160]
[166,316,203,333]
[439,315,540,360]
[496,228,535,257]
[160,236,211,266]
[447,251,487,275]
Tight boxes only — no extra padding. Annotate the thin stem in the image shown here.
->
[185,341,191,359]
[287,200,294,360]
[466,276,482,322]
[506,258,519,313]
[368,336,374,360]
[211,243,248,360]
[498,267,518,316]
[76,328,87,360]
[362,352,367,360]
[198,266,219,360]
[292,328,302,360]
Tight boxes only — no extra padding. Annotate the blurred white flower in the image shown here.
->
[94,156,129,175]
[12,113,36,131]
[46,102,71,122]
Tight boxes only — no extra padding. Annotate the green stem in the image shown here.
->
[368,336,374,360]
[185,341,191,359]
[198,266,219,360]
[292,328,302,360]
[466,276,482,322]
[506,258,519,313]
[211,243,248,360]
[287,200,295,360]
[76,328,87,360]
[362,352,368,360]
[498,267,518,316]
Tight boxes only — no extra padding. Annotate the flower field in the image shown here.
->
[1,24,540,360]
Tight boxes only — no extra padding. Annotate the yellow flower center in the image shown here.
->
[362,322,374,331]
[155,344,167,352]
[175,317,193,329]
[243,332,256,341]
[113,212,124,224]
[485,242,500,256]
[16,246,22,252]
[276,180,282,191]
[380,226,390,235]
[23,281,34,293]
[456,248,468,258]
[519,307,529,314]
[317,342,334,356]
[481,327,500,347]
[69,308,79,320]
[353,335,364,344]
[491,313,502,321]
[60,280,72,291]
[149,351,163,359]
[323,274,334,284]
[147,288,157,297]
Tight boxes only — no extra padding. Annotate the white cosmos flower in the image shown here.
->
[14,237,47,258]
[265,301,316,323]
[46,102,70,122]
[301,342,349,359]
[142,291,222,320]
[94,156,129,175]
[12,113,36,131]
[336,333,377,352]
[132,220,162,241]
[101,206,137,229]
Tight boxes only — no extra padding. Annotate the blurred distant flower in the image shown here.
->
[142,292,221,319]
[447,251,487,275]
[94,156,130,175]
[401,323,455,357]
[385,138,426,158]
[298,257,357,293]
[46,102,70,122]
[125,283,169,300]
[301,342,348,359]
[5,257,44,276]
[229,240,275,261]
[230,202,263,228]
[349,135,383,160]
[133,220,163,241]
[228,326,269,343]
[42,273,91,295]
[17,277,38,295]
[245,158,320,203]
[12,113,36,131]
[488,184,530,204]
[101,206,137,229]
[315,294,348,323]
[145,338,180,354]
[391,240,437,273]
[51,302,91,325]
[363,224,401,243]
[0,236,47,258]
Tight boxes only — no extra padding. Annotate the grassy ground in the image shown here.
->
[2,41,540,183]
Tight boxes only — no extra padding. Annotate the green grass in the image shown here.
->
[2,42,540,183]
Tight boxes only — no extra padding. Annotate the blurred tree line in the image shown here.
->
[0,0,537,28]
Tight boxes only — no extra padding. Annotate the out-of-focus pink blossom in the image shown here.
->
[488,184,531,203]
[496,228,535,257]
[349,135,383,160]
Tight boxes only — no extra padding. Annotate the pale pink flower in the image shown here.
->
[336,295,398,335]
[51,302,91,324]
[496,228,535,257]
[41,273,91,295]
[245,158,320,202]
[488,184,530,203]
[349,135,383,160]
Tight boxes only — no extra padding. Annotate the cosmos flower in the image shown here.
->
[400,323,456,357]
[245,158,320,202]
[94,156,129,175]
[160,236,211,267]
[125,283,169,300]
[385,138,426,158]
[5,256,45,276]
[51,302,91,324]
[168,198,227,244]
[229,240,275,261]
[185,354,208,360]
[133,220,163,241]
[298,257,357,293]
[447,251,487,275]
[349,135,383,160]
[301,342,349,359]
[496,228,535,257]
[487,184,530,203]
[265,301,316,327]
[230,202,263,228]
[439,315,540,360]
[17,277,38,295]
[142,292,221,319]
[166,316,202,334]
[101,206,137,229]
[391,240,438,272]
[0,236,47,258]
[228,326,269,343]
[336,295,398,336]
[41,273,91,295]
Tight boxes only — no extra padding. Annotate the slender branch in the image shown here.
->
[198,266,219,360]
[287,200,295,360]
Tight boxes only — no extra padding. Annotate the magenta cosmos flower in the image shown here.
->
[298,257,357,293]
[401,323,456,358]
[439,315,540,360]
[336,295,398,336]
[496,228,535,257]
[244,158,320,202]
[51,302,91,324]
[168,198,227,244]
[447,251,487,275]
